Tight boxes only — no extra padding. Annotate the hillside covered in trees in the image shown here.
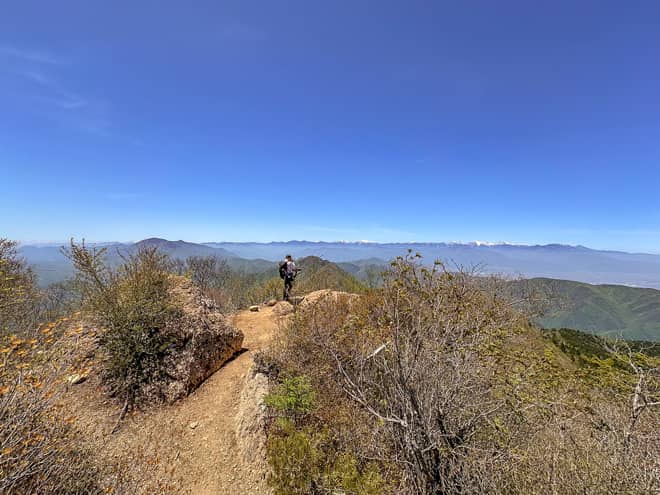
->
[512,278,660,341]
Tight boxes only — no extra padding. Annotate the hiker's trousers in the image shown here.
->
[283,276,294,301]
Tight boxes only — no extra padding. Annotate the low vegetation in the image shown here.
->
[0,240,106,493]
[0,239,37,337]
[293,256,366,295]
[171,254,280,311]
[545,327,660,362]
[262,254,660,494]
[3,236,659,494]
[65,241,184,409]
[0,239,71,339]
[1,239,229,493]
[0,318,104,494]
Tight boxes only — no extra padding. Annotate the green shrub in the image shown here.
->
[327,453,384,495]
[266,420,384,495]
[267,421,323,495]
[64,241,182,407]
[264,375,316,416]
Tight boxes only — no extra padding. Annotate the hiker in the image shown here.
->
[279,254,300,301]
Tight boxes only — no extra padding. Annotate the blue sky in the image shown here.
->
[1,1,659,252]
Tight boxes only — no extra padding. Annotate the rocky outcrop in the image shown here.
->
[235,365,270,484]
[146,278,244,403]
[297,289,359,309]
[272,301,294,316]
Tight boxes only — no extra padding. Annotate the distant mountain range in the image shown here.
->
[19,238,660,289]
[14,238,660,341]
[18,238,273,286]
[203,240,660,289]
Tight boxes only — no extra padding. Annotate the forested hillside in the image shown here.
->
[513,278,660,341]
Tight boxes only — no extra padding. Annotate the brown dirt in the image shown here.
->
[65,304,286,494]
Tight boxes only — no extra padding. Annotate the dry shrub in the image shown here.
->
[495,336,660,493]
[0,241,92,492]
[1,240,185,493]
[264,254,660,494]
[0,240,103,493]
[265,290,393,494]
[182,257,281,311]
[323,256,529,494]
[224,274,286,309]
[0,322,103,494]
[0,383,101,494]
[0,239,42,339]
[0,319,185,494]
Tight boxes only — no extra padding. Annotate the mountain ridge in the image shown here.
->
[18,237,660,290]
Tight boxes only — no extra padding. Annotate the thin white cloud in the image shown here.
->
[2,44,110,135]
[15,69,52,85]
[0,45,62,65]
[53,94,88,110]
[14,69,88,109]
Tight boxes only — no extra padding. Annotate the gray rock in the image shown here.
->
[141,278,244,404]
[235,366,270,481]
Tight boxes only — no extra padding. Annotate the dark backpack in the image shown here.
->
[279,262,288,279]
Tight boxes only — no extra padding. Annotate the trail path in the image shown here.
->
[178,305,279,494]
[73,305,282,494]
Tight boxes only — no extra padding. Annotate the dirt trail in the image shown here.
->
[177,305,281,494]
[71,304,283,494]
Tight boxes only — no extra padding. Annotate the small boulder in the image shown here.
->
[249,305,260,312]
[273,301,294,316]
[265,298,277,307]
[67,373,87,385]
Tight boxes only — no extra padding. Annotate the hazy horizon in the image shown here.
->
[15,236,660,256]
